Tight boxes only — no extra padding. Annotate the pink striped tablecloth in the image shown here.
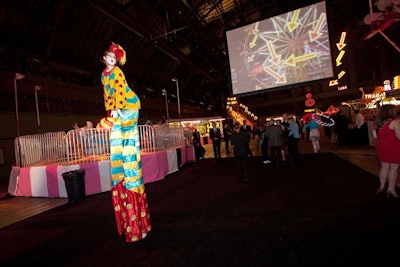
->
[8,146,195,198]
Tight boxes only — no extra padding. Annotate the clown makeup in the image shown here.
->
[104,52,117,66]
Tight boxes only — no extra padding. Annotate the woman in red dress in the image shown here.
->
[374,104,400,198]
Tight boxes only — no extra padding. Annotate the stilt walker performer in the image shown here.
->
[101,42,151,242]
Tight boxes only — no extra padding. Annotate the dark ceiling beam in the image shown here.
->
[44,0,66,59]
[88,0,222,86]
[0,44,94,77]
[171,0,227,75]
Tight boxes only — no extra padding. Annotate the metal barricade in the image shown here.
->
[14,132,67,167]
[154,123,186,149]
[139,125,156,153]
[65,128,111,164]
[14,124,184,167]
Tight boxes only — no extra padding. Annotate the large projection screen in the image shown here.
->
[226,1,333,96]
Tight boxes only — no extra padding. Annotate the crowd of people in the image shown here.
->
[190,106,400,199]
[191,112,337,169]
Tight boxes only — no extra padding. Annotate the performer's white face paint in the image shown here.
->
[104,52,117,66]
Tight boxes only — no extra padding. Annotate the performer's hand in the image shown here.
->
[110,109,119,118]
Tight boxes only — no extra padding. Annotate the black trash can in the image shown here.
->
[62,169,86,203]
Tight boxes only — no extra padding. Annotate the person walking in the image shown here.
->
[281,113,290,161]
[223,123,232,154]
[240,120,253,157]
[209,121,222,161]
[374,104,400,198]
[302,116,321,153]
[101,42,151,242]
[260,120,272,164]
[265,119,284,167]
[332,110,349,146]
[193,128,205,160]
[353,109,367,145]
[230,124,250,181]
[287,116,300,166]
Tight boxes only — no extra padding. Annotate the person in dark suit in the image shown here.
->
[231,124,250,181]
[193,128,201,144]
[332,110,349,146]
[240,120,253,157]
[192,128,205,160]
[209,122,222,161]
[223,123,232,154]
[265,119,284,167]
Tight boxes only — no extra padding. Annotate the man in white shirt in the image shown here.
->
[354,110,367,145]
[354,110,365,129]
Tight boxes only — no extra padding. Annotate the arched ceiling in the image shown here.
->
[0,0,399,117]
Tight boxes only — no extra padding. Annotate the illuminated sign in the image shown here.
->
[329,79,338,86]
[364,92,386,99]
[329,32,348,90]
[336,50,345,66]
[336,32,347,50]
[226,97,238,106]
[393,75,400,90]
[305,98,315,107]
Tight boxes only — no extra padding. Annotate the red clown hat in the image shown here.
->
[109,42,126,66]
